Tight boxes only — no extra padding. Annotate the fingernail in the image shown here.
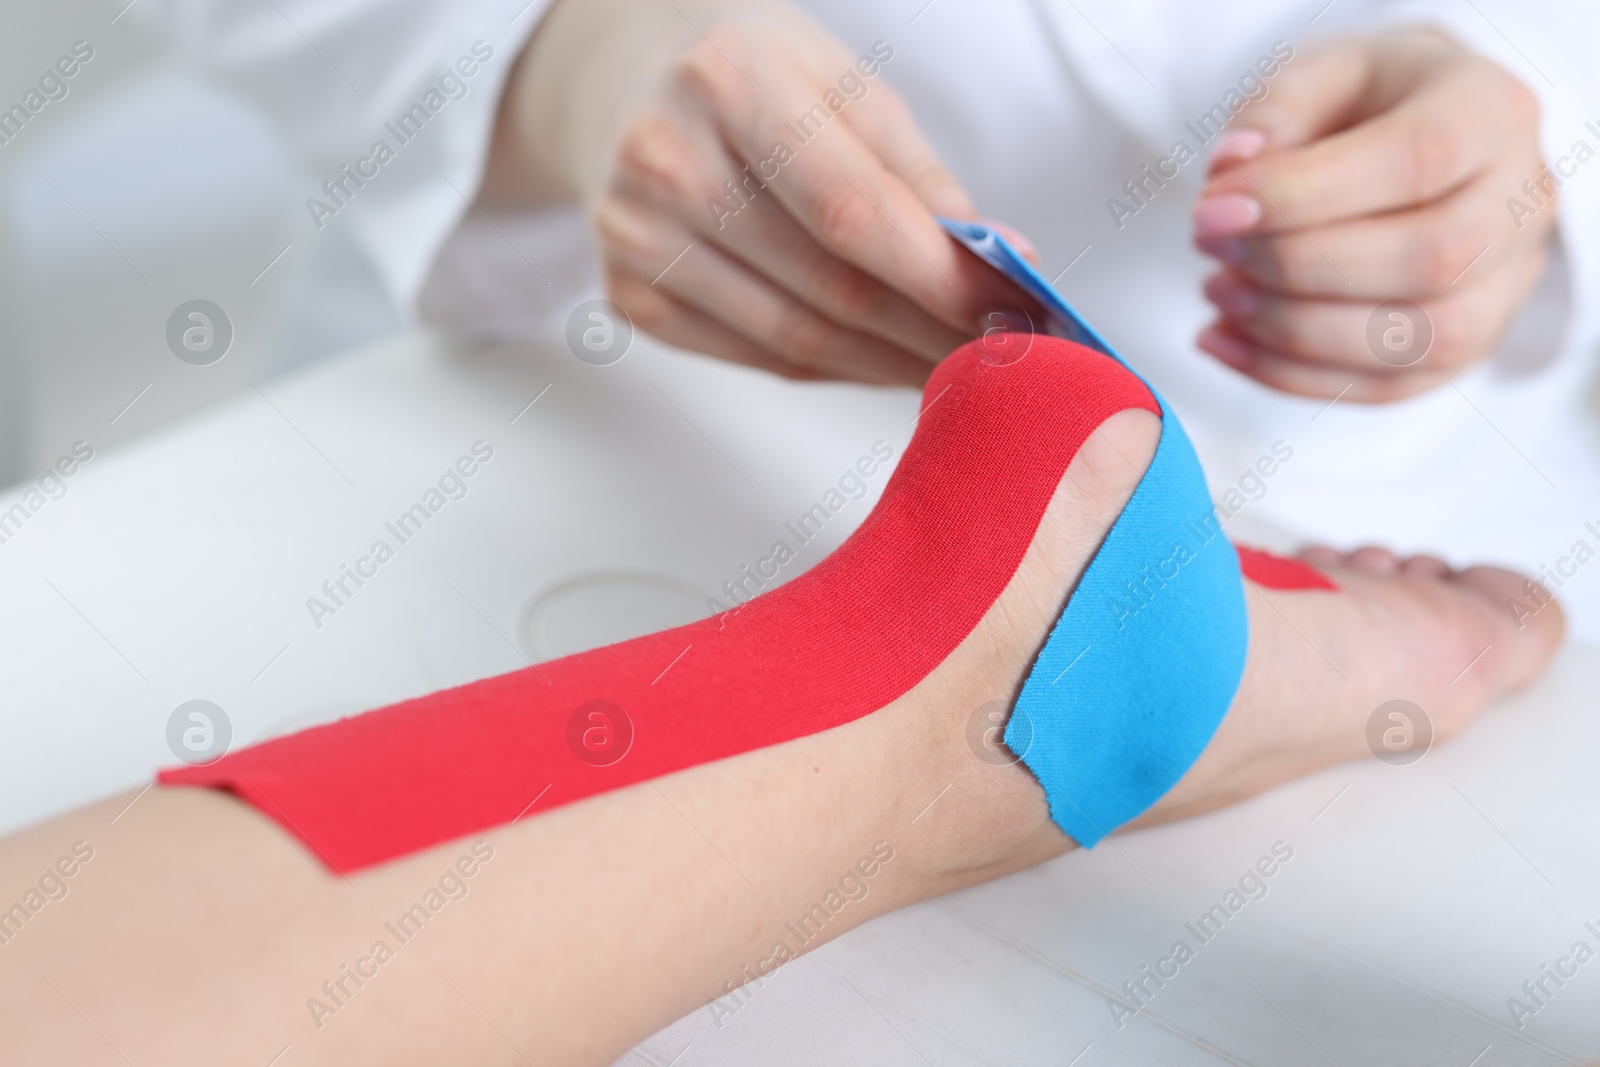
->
[1204,272,1257,318]
[1207,128,1268,173]
[1195,234,1247,265]
[981,217,1038,261]
[1198,326,1250,368]
[1193,194,1263,237]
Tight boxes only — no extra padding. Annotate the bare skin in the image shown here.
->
[0,408,1563,1065]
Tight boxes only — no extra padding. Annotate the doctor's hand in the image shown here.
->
[487,0,1034,385]
[1191,27,1554,402]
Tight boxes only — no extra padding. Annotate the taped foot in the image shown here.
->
[159,337,1563,873]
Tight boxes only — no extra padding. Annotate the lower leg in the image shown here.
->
[0,414,1565,1065]
[0,692,1013,1065]
[2,411,1161,1066]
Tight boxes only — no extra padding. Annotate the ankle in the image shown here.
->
[870,408,1165,889]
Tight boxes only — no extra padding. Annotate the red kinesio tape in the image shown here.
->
[1235,544,1338,591]
[162,338,1332,872]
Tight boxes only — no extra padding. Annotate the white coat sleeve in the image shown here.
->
[130,0,551,317]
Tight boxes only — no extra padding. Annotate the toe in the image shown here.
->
[1348,545,1400,574]
[1400,554,1452,579]
[1446,566,1566,690]
[1298,544,1343,570]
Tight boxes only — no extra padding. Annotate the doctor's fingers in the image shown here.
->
[604,106,972,363]
[1201,31,1538,232]
[605,266,829,382]
[667,20,976,222]
[1202,249,1543,377]
[628,125,974,363]
[598,207,931,385]
[1196,320,1458,403]
[701,191,976,363]
[826,58,974,219]
[1199,159,1551,300]
[675,33,1023,334]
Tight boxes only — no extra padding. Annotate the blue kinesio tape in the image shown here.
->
[941,219,1247,847]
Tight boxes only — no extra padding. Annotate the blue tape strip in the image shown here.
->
[941,218,1247,846]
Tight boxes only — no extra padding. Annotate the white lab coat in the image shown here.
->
[136,0,1600,642]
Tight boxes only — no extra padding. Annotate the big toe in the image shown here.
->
[1447,564,1566,692]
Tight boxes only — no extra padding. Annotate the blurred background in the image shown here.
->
[0,0,402,488]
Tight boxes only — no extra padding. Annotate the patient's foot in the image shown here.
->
[0,352,1565,1067]
[1143,543,1564,825]
[881,407,1565,888]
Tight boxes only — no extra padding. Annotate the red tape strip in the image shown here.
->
[161,341,1337,872]
[1235,544,1338,591]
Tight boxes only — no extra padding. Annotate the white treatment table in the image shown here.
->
[0,328,1595,1066]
